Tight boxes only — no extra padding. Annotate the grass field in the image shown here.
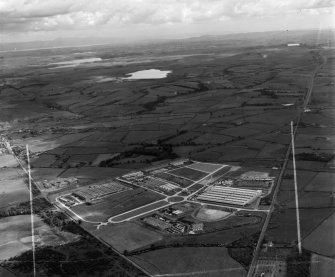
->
[111,200,169,222]
[303,211,335,257]
[305,172,335,192]
[59,166,131,180]
[30,168,66,182]
[31,154,58,168]
[0,155,17,168]
[280,169,317,191]
[0,267,16,277]
[168,167,208,181]
[203,215,261,232]
[187,162,225,173]
[71,188,164,222]
[267,208,335,244]
[286,192,335,208]
[0,168,30,208]
[131,247,246,277]
[195,207,231,222]
[310,254,335,277]
[92,222,163,252]
[0,215,78,260]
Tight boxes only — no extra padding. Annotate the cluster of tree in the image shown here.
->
[4,236,148,277]
[286,250,311,277]
[125,242,225,256]
[295,152,333,162]
[258,89,279,98]
[143,95,167,111]
[227,232,261,269]
[39,210,72,228]
[0,197,52,218]
[100,144,178,167]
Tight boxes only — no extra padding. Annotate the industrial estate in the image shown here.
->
[55,159,273,228]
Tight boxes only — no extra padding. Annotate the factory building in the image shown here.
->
[197,186,262,206]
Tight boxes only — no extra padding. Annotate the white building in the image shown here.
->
[197,186,262,206]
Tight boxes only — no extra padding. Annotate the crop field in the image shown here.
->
[187,162,225,173]
[156,222,263,249]
[290,160,327,171]
[30,168,65,182]
[0,267,15,277]
[303,212,335,257]
[0,215,77,260]
[123,130,173,144]
[0,154,17,168]
[286,192,335,208]
[310,254,335,277]
[59,167,131,180]
[0,168,29,208]
[166,131,201,144]
[92,222,163,252]
[216,146,258,162]
[31,154,58,168]
[256,143,287,159]
[131,247,246,277]
[220,126,261,138]
[203,214,262,232]
[65,154,97,167]
[193,133,232,144]
[305,172,335,192]
[280,169,317,191]
[168,167,208,181]
[266,208,335,244]
[71,188,164,222]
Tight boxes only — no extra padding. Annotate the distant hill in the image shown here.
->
[1,29,334,52]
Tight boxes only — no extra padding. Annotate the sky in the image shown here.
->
[0,0,334,43]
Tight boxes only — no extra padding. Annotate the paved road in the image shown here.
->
[246,52,326,277]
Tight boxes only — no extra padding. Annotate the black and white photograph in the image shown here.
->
[0,1,334,276]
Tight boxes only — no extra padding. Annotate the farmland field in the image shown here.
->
[267,208,335,244]
[305,172,335,192]
[0,215,78,260]
[0,267,15,277]
[168,167,208,181]
[303,212,335,256]
[0,155,17,168]
[0,168,30,208]
[310,254,335,277]
[187,162,225,173]
[131,247,246,277]
[92,222,163,252]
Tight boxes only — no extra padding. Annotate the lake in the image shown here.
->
[124,69,171,80]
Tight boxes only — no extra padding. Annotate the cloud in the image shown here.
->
[0,0,334,33]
